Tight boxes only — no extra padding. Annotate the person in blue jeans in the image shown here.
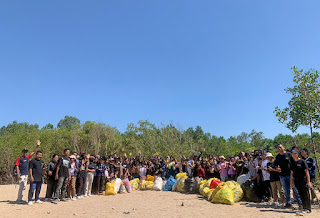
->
[274,144,301,208]
[28,151,45,205]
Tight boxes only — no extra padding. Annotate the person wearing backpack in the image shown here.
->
[15,140,40,204]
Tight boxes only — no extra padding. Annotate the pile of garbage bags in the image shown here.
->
[105,175,244,206]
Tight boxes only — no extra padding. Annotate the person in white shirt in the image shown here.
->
[259,152,272,202]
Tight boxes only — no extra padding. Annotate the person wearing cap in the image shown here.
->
[68,155,78,200]
[266,152,285,207]
[15,140,41,203]
[274,144,301,208]
[218,156,228,182]
[259,152,272,202]
[290,149,312,214]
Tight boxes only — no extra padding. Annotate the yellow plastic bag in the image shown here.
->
[177,177,186,192]
[204,178,214,188]
[140,180,154,190]
[207,189,215,201]
[175,172,187,180]
[146,175,155,181]
[130,178,139,191]
[211,183,235,205]
[203,187,211,198]
[199,180,207,195]
[226,181,243,202]
[105,181,116,195]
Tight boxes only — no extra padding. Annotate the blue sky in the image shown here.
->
[1,1,319,139]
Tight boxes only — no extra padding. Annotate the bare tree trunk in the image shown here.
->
[310,123,320,175]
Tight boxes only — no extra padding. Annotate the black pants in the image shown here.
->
[45,179,57,198]
[77,177,85,196]
[295,179,311,211]
[262,180,272,200]
[96,176,105,193]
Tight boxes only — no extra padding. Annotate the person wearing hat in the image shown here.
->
[290,148,312,214]
[15,140,41,204]
[266,152,285,207]
[68,155,78,200]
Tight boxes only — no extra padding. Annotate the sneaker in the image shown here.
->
[80,195,84,199]
[84,194,87,197]
[77,196,81,199]
[88,194,92,197]
[71,197,77,201]
[52,199,59,204]
[60,198,68,202]
[28,201,33,206]
[35,200,43,204]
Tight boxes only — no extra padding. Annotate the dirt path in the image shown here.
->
[0,184,319,218]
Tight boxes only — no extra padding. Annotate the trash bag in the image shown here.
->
[130,178,139,191]
[177,177,186,193]
[207,189,215,201]
[105,181,116,195]
[241,181,262,202]
[203,187,211,198]
[140,180,154,190]
[205,178,214,188]
[114,178,122,193]
[184,177,198,194]
[172,177,180,191]
[119,183,127,194]
[199,180,207,195]
[146,175,155,181]
[211,183,235,205]
[162,180,167,191]
[210,179,222,189]
[153,176,163,191]
[164,176,176,191]
[237,174,250,186]
[226,181,243,202]
[175,172,187,180]
[122,178,132,193]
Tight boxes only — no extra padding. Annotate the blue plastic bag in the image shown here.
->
[164,175,176,191]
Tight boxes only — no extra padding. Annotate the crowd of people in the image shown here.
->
[14,140,317,214]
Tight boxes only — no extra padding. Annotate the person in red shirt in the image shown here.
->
[15,140,40,203]
[197,163,206,178]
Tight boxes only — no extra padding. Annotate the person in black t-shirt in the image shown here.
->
[290,149,312,213]
[53,148,71,204]
[28,151,45,205]
[274,144,301,208]
[45,154,59,200]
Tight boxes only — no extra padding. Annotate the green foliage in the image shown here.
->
[1,117,319,184]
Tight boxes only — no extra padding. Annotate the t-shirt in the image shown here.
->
[291,159,308,182]
[29,159,44,182]
[219,162,228,177]
[57,156,70,178]
[267,162,280,182]
[261,159,270,181]
[303,157,316,179]
[47,161,57,180]
[274,153,292,177]
[15,155,32,176]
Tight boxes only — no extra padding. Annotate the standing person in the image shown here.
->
[227,157,236,181]
[300,148,317,202]
[95,158,107,195]
[53,148,71,204]
[274,144,301,208]
[290,149,312,214]
[45,154,59,201]
[28,151,45,205]
[260,153,272,202]
[76,155,87,199]
[15,140,40,204]
[84,157,96,197]
[68,155,78,200]
[266,153,285,207]
[218,156,228,182]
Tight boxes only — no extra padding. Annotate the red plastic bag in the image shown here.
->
[210,179,222,189]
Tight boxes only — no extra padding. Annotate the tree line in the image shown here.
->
[0,116,319,184]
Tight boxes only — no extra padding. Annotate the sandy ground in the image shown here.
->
[0,184,320,218]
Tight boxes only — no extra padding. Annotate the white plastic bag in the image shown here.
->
[153,176,163,191]
[236,174,250,186]
[114,178,122,193]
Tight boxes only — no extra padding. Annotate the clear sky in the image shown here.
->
[1,1,320,139]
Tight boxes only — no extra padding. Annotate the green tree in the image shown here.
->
[275,66,320,174]
[57,116,80,130]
